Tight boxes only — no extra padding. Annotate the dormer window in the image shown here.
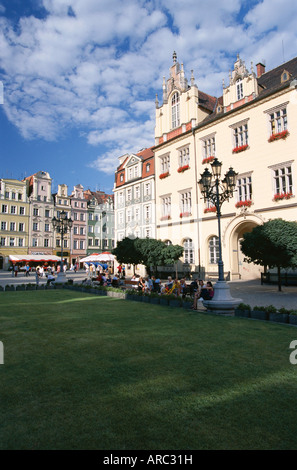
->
[171,92,180,129]
[236,78,243,100]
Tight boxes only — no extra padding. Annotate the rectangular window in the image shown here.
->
[88,225,93,233]
[180,191,192,214]
[19,223,24,232]
[88,238,93,246]
[135,208,140,221]
[2,204,7,213]
[1,221,7,230]
[10,237,15,247]
[269,107,287,135]
[33,238,38,247]
[89,213,93,220]
[73,240,78,250]
[160,155,170,174]
[45,223,50,232]
[202,136,216,159]
[33,223,38,231]
[56,239,61,247]
[144,205,151,220]
[127,189,132,201]
[273,165,293,195]
[209,236,219,264]
[161,196,171,218]
[135,186,140,199]
[64,239,67,248]
[5,191,9,198]
[80,240,84,250]
[237,176,252,201]
[233,123,248,148]
[80,227,84,235]
[11,192,16,200]
[11,206,16,214]
[178,146,190,168]
[33,208,39,216]
[73,226,78,235]
[0,237,6,246]
[18,238,24,247]
[80,213,84,221]
[145,183,151,196]
[18,193,22,201]
[20,207,25,215]
[44,239,49,248]
[45,209,50,218]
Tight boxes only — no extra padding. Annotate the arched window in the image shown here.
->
[236,78,243,100]
[171,92,180,129]
[183,238,194,264]
[209,236,219,264]
[164,240,172,246]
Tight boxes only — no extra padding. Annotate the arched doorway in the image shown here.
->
[229,219,262,280]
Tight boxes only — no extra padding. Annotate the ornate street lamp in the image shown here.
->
[52,210,73,282]
[198,158,242,313]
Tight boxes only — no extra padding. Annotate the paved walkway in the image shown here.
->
[227,279,297,310]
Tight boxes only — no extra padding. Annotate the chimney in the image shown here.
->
[256,62,265,78]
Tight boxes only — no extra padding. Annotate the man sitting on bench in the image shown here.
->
[47,273,56,286]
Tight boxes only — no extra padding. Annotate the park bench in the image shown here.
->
[124,279,139,289]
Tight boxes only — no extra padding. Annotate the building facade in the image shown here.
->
[0,178,30,269]
[84,190,114,255]
[25,171,55,258]
[154,52,297,280]
[70,184,87,267]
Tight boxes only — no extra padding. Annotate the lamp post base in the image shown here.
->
[56,271,67,283]
[202,280,242,315]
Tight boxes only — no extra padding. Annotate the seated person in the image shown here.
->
[179,278,188,298]
[200,281,214,300]
[46,273,55,286]
[111,275,119,287]
[138,277,146,292]
[189,278,198,295]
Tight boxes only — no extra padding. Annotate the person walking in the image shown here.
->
[35,268,40,287]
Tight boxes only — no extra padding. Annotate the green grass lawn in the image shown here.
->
[1,289,297,450]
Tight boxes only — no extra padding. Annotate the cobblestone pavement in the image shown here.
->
[228,279,297,310]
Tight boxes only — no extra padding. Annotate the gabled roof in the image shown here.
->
[114,147,154,188]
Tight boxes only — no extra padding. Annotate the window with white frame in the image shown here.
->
[160,155,170,174]
[180,191,192,214]
[45,223,49,232]
[135,186,140,199]
[80,240,84,250]
[202,135,216,159]
[2,204,7,213]
[268,105,287,136]
[171,92,180,129]
[73,240,78,250]
[33,222,38,231]
[18,238,24,247]
[145,228,151,238]
[33,208,39,216]
[145,182,151,196]
[127,189,132,201]
[10,237,15,247]
[1,221,7,230]
[272,163,293,195]
[127,210,132,223]
[184,238,194,264]
[10,222,16,231]
[33,238,38,247]
[119,212,124,225]
[80,227,84,235]
[20,207,25,215]
[161,196,171,218]
[0,237,5,246]
[135,208,140,221]
[19,223,24,232]
[178,146,190,168]
[144,205,151,220]
[44,239,49,247]
[237,175,252,201]
[232,121,248,148]
[236,78,243,100]
[11,205,16,214]
[209,236,219,264]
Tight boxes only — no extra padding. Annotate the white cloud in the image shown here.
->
[0,0,297,174]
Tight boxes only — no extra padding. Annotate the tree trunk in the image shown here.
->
[277,266,282,292]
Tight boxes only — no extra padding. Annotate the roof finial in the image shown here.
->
[173,51,177,64]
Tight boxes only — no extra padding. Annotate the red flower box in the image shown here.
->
[204,206,216,214]
[273,192,293,201]
[177,165,189,173]
[159,172,170,179]
[202,156,215,164]
[232,144,248,154]
[268,130,289,143]
[235,200,252,208]
[180,212,191,218]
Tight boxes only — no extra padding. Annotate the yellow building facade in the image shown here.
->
[0,178,30,269]
[154,53,297,280]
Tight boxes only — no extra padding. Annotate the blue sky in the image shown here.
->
[1,0,297,195]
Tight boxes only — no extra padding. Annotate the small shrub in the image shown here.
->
[279,307,291,315]
[237,303,251,311]
[253,305,266,311]
[265,305,277,313]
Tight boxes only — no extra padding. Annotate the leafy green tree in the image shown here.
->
[112,237,143,274]
[240,219,297,291]
[135,238,184,276]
